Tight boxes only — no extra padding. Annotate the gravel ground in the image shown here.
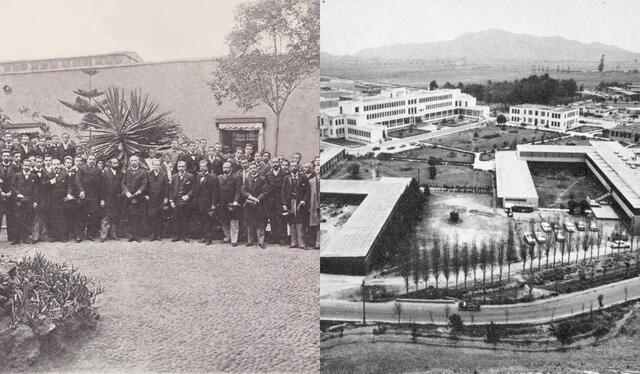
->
[1,240,319,373]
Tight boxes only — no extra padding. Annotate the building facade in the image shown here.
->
[320,88,488,144]
[0,53,319,161]
[604,123,640,144]
[508,104,579,132]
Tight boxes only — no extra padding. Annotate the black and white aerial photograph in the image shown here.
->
[0,0,319,372]
[319,0,640,372]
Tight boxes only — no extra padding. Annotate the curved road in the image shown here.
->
[321,276,640,325]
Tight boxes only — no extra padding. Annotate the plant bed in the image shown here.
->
[0,254,103,370]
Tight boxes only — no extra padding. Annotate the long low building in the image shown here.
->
[321,177,412,275]
[495,151,539,208]
[515,142,640,227]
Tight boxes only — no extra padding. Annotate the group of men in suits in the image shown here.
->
[0,134,321,249]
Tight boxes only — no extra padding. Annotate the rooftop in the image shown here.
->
[495,151,538,200]
[512,103,579,112]
[319,147,344,166]
[320,177,411,259]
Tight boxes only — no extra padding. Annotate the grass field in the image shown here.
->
[322,138,363,148]
[428,125,563,152]
[387,128,429,138]
[321,61,640,90]
[330,157,492,187]
[395,146,475,163]
[528,162,607,208]
[543,136,594,146]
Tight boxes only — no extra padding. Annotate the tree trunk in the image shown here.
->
[274,112,281,157]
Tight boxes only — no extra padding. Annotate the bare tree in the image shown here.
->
[412,249,421,292]
[394,300,403,323]
[421,243,430,290]
[519,236,528,272]
[470,239,479,285]
[442,240,451,290]
[596,226,603,258]
[431,232,441,289]
[461,243,470,289]
[479,241,489,296]
[506,224,518,280]
[582,232,590,262]
[452,235,461,289]
[488,239,496,284]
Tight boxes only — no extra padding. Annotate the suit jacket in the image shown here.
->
[170,172,195,204]
[13,144,35,160]
[264,168,285,208]
[217,172,241,206]
[179,152,204,174]
[101,168,122,217]
[206,157,223,176]
[194,171,219,213]
[43,169,73,207]
[241,174,268,224]
[281,172,310,223]
[12,171,40,204]
[0,162,16,196]
[121,167,147,198]
[77,164,103,200]
[57,142,76,159]
[146,169,169,215]
[48,144,64,161]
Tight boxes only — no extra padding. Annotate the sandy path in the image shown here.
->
[1,240,319,373]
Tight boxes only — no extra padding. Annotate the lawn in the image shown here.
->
[395,145,475,163]
[387,128,429,138]
[331,156,492,187]
[528,161,608,208]
[322,138,364,148]
[543,136,594,146]
[428,125,563,152]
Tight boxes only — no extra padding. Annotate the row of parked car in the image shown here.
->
[523,220,598,246]
[371,141,419,152]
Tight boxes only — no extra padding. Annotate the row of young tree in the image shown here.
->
[399,221,640,295]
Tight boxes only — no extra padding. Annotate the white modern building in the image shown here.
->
[320,87,489,144]
[508,104,580,132]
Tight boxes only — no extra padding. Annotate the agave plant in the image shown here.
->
[81,87,181,164]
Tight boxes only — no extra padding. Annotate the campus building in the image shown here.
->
[495,142,640,227]
[603,123,640,144]
[320,87,488,144]
[508,104,579,132]
[320,177,412,275]
[0,52,318,160]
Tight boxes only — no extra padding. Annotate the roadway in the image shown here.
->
[321,276,640,325]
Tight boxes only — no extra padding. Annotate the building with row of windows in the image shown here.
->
[604,123,640,144]
[508,104,580,132]
[0,52,143,74]
[320,87,488,144]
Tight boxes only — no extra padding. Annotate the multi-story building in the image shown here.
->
[320,87,488,144]
[0,52,143,73]
[508,104,579,132]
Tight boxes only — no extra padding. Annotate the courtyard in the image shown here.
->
[528,161,608,208]
[1,241,319,373]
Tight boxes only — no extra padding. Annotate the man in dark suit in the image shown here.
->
[76,154,103,241]
[11,159,39,244]
[218,161,241,246]
[100,158,122,242]
[169,160,195,242]
[43,159,73,242]
[193,159,219,244]
[121,155,147,242]
[30,156,47,243]
[62,156,82,241]
[242,162,269,248]
[281,160,310,249]
[145,159,169,241]
[13,134,34,160]
[49,135,64,161]
[179,141,204,174]
[264,157,286,245]
[58,132,76,159]
[206,151,224,176]
[0,149,16,242]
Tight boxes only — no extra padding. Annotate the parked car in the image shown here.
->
[372,146,380,151]
[540,222,552,232]
[399,144,406,148]
[387,146,395,150]
[409,141,417,146]
[589,221,598,231]
[523,233,536,246]
[564,221,576,232]
[458,300,481,311]
[554,229,566,242]
[534,231,547,243]
[576,220,586,231]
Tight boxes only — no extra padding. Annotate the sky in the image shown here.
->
[0,0,253,62]
[321,0,640,56]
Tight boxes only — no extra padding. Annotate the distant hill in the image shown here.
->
[342,29,640,62]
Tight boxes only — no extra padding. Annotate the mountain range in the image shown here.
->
[324,29,640,62]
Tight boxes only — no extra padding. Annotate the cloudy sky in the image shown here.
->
[321,0,640,55]
[0,0,251,62]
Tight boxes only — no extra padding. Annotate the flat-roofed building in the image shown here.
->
[508,104,579,132]
[603,123,640,144]
[495,151,539,208]
[320,147,346,177]
[320,87,488,144]
[320,177,412,275]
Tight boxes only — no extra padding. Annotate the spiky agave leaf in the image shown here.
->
[80,86,181,164]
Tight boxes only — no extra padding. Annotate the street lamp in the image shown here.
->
[362,280,366,325]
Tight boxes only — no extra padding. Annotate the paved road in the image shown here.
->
[321,276,640,325]
[2,241,319,373]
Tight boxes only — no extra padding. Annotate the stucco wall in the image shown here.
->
[0,59,319,161]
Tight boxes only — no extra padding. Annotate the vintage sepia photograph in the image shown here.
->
[0,0,319,372]
[320,0,640,372]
